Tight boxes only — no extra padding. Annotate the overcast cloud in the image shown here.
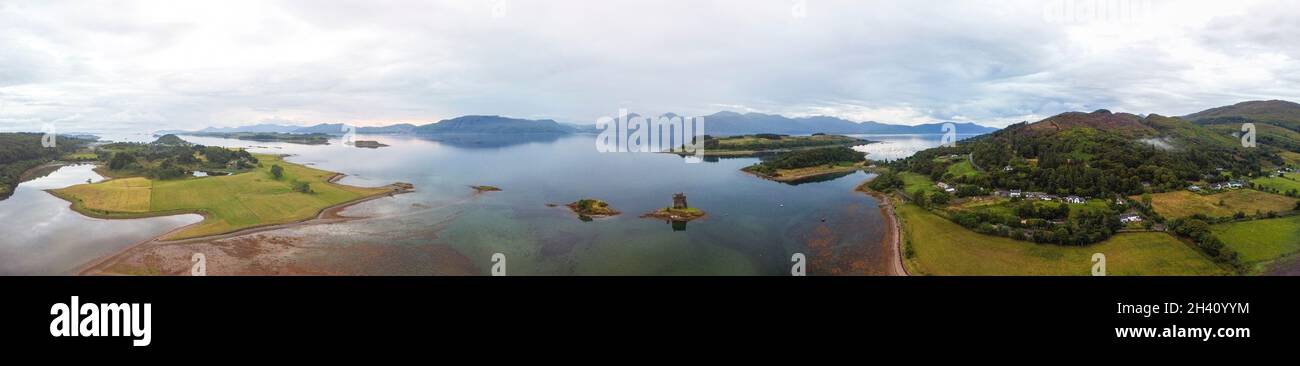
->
[2,0,1299,132]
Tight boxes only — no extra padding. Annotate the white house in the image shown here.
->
[1119,214,1143,224]
[1009,190,1022,198]
[936,182,956,193]
[1064,196,1085,204]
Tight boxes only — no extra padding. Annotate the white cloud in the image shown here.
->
[1,0,1299,132]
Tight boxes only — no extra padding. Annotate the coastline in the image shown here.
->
[856,180,909,276]
[75,178,411,275]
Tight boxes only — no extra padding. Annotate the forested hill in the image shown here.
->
[0,133,87,200]
[887,109,1283,197]
[1184,100,1300,155]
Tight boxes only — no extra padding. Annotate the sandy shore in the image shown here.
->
[75,176,413,275]
[857,182,909,276]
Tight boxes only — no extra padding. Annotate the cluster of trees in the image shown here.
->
[706,134,862,151]
[1,133,86,199]
[911,190,951,208]
[1168,216,1244,272]
[948,207,1121,246]
[758,147,864,170]
[198,146,257,167]
[866,171,904,191]
[99,140,259,180]
[1015,201,1070,221]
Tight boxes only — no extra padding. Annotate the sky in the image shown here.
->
[2,0,1299,133]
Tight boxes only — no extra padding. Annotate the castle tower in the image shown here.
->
[672,193,688,209]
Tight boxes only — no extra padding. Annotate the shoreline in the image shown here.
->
[742,163,865,183]
[75,180,411,275]
[856,180,909,276]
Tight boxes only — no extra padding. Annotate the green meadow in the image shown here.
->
[897,203,1227,275]
[51,154,392,240]
[1252,173,1300,194]
[1211,215,1300,273]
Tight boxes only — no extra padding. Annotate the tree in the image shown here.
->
[1140,193,1152,208]
[930,191,951,206]
[292,180,311,193]
[108,152,136,170]
[270,164,284,180]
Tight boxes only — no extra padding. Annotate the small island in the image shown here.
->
[741,146,867,183]
[642,193,706,222]
[565,198,620,221]
[470,185,502,193]
[353,140,389,148]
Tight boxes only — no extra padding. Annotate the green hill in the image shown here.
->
[151,134,191,146]
[1185,100,1300,130]
[1185,100,1300,157]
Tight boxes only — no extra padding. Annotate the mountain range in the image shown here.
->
[156,112,1000,137]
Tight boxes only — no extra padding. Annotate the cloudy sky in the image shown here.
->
[2,0,1299,132]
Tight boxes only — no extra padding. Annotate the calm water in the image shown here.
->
[852,134,983,161]
[0,132,960,275]
[0,164,202,275]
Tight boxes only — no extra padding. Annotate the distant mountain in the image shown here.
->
[629,111,998,136]
[413,115,572,134]
[290,123,349,134]
[200,123,301,134]
[357,124,418,134]
[159,111,1002,138]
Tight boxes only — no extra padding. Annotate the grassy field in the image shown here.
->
[945,160,980,179]
[1252,173,1300,193]
[896,204,1227,275]
[1139,189,1298,219]
[51,154,393,240]
[1211,215,1300,273]
[899,172,938,196]
[1280,151,1300,166]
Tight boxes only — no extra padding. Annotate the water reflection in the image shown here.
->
[3,132,906,275]
[0,164,202,275]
